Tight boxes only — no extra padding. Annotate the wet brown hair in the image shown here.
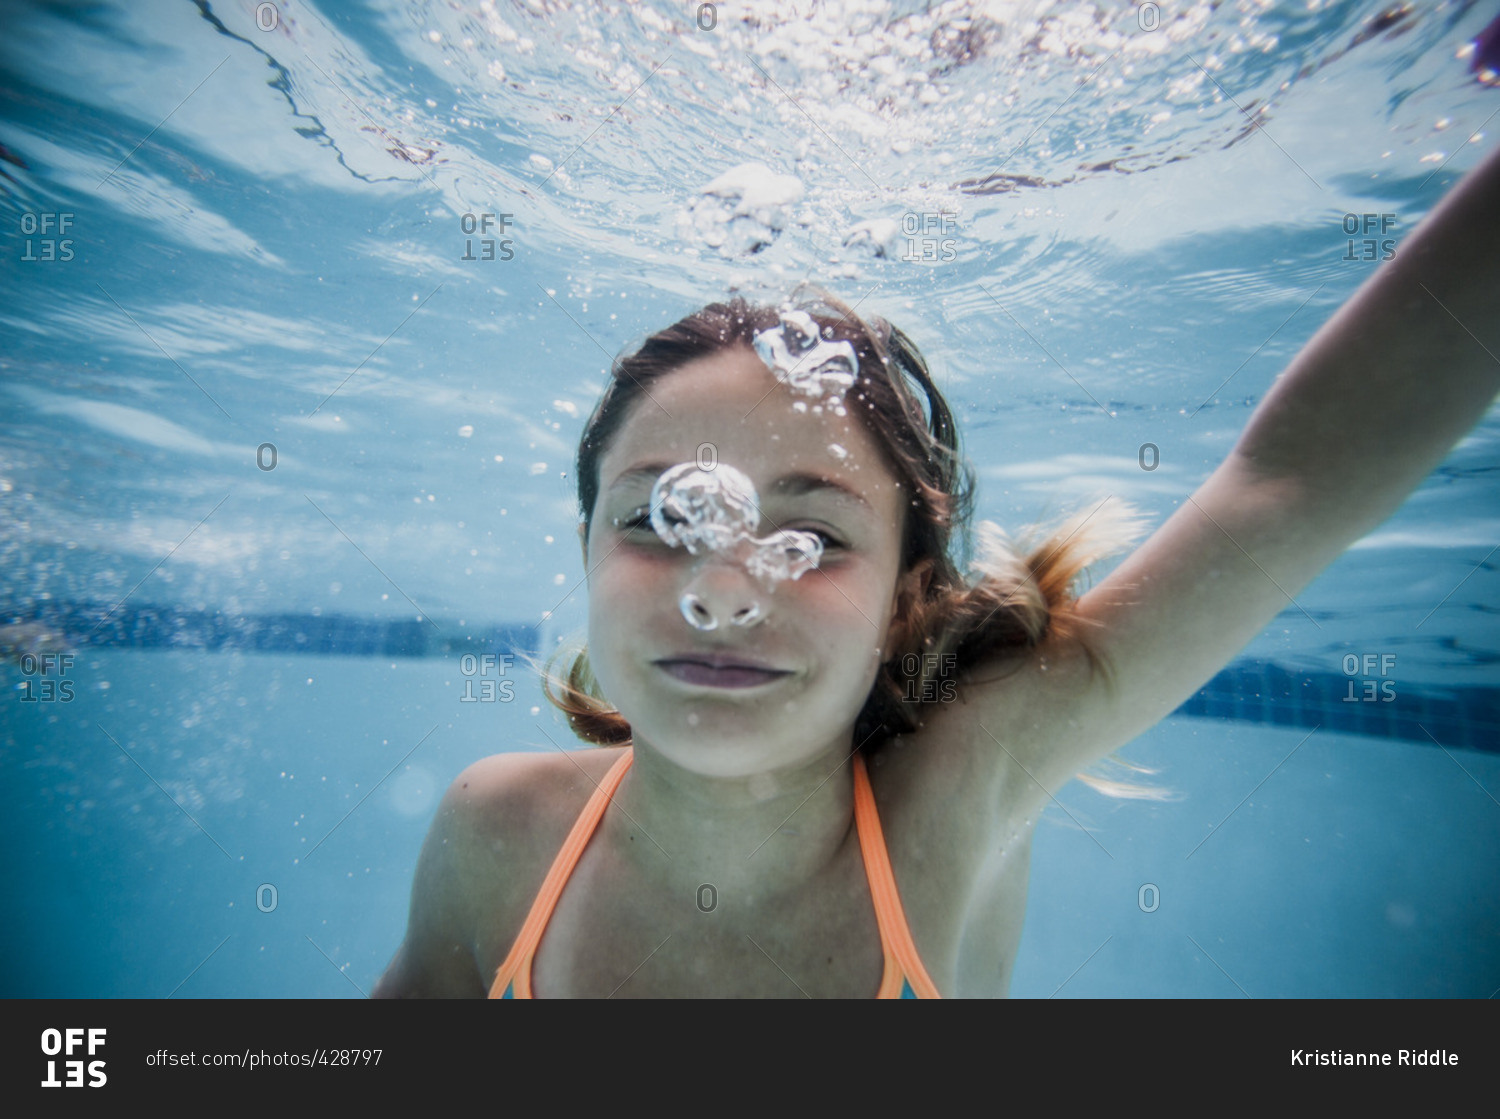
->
[545,284,1143,757]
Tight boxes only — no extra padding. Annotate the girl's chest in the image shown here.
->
[472,727,1048,997]
[472,829,911,997]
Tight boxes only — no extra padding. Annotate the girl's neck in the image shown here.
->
[604,737,860,899]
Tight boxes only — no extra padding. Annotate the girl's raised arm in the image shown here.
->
[993,143,1500,797]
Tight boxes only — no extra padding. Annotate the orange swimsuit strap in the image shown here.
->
[488,749,634,999]
[851,753,942,999]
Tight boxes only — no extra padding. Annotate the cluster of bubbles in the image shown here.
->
[681,162,806,256]
[751,309,857,413]
[647,463,823,629]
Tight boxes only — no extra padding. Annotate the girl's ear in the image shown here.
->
[885,558,936,654]
[899,558,936,605]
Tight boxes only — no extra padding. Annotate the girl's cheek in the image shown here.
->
[596,550,677,614]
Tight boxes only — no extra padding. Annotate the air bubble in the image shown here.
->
[648,463,822,591]
[752,309,857,408]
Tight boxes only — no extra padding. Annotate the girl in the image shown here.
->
[375,146,1499,998]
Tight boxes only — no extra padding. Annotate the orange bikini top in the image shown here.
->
[488,748,940,998]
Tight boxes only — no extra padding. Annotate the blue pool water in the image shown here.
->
[2,0,1497,997]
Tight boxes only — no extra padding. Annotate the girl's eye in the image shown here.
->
[793,526,844,551]
[610,507,843,551]
[613,506,677,539]
[613,506,653,532]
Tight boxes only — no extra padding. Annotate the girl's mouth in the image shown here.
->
[654,656,792,689]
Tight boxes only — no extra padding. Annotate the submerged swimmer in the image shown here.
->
[376,147,1500,998]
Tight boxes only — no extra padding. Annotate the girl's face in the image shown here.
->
[583,346,923,778]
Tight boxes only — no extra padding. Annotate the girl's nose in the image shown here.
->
[678,562,767,631]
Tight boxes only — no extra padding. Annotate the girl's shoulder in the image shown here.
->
[434,747,630,915]
[443,746,628,843]
[374,747,627,997]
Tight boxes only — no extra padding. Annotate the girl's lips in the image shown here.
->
[654,657,792,689]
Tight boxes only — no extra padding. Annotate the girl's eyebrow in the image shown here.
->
[770,471,871,510]
[606,463,871,510]
[607,463,677,492]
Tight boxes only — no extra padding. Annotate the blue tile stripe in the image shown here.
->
[1,601,536,660]
[3,602,1493,753]
[1175,658,1497,754]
